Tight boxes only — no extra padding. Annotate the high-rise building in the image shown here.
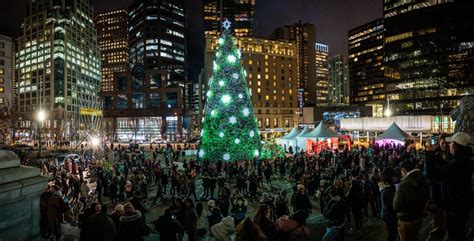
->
[328,55,348,107]
[95,9,129,93]
[16,0,101,140]
[204,0,256,37]
[0,35,14,142]
[348,18,384,117]
[383,0,474,115]
[270,22,317,109]
[101,0,189,142]
[315,43,329,106]
[343,64,350,106]
[205,36,299,139]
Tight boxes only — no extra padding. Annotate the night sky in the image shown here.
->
[0,0,382,78]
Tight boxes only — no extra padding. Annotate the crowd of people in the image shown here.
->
[37,131,472,241]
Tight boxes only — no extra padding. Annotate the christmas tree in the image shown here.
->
[198,20,261,162]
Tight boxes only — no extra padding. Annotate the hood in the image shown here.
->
[378,182,392,192]
[233,198,248,206]
[119,210,142,222]
[222,216,235,228]
[403,169,424,188]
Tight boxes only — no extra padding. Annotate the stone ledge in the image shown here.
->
[0,166,41,185]
[0,150,20,169]
[0,176,49,205]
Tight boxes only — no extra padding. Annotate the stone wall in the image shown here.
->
[0,150,49,241]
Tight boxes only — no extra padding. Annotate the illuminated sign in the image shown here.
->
[80,108,103,116]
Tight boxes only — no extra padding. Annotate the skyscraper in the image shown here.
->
[270,22,317,110]
[204,0,256,37]
[315,43,329,107]
[348,18,384,117]
[0,35,14,142]
[16,0,101,139]
[101,0,189,142]
[383,0,474,115]
[328,55,348,107]
[95,9,129,93]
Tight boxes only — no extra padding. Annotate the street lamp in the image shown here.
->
[36,110,47,158]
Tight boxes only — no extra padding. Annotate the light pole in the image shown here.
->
[36,110,47,158]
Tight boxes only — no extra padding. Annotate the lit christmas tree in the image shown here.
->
[198,20,261,162]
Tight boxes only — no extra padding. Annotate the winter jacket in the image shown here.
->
[275,215,310,239]
[47,191,63,225]
[117,211,149,241]
[393,169,429,222]
[182,207,198,233]
[211,216,235,241]
[155,214,184,241]
[379,183,396,221]
[231,200,248,224]
[323,196,347,227]
[291,192,312,213]
[85,212,116,241]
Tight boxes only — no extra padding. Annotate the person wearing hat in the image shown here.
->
[207,200,223,231]
[110,204,124,229]
[427,132,472,241]
[291,184,312,214]
[117,202,149,241]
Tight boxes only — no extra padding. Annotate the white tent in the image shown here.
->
[296,122,339,151]
[276,127,300,150]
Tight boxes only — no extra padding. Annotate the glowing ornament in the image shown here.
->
[238,93,244,99]
[243,108,250,116]
[249,130,255,137]
[222,19,231,30]
[232,73,239,79]
[221,94,231,104]
[211,110,216,116]
[223,153,230,161]
[199,149,205,157]
[207,91,212,97]
[237,49,241,58]
[218,38,224,45]
[219,132,225,137]
[234,139,240,144]
[254,149,259,157]
[227,55,236,63]
[229,116,237,124]
[243,70,247,77]
[213,61,219,71]
[216,51,221,57]
[219,81,225,86]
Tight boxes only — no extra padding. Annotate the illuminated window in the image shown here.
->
[265,95,269,100]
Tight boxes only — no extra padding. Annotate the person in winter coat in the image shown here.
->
[47,185,63,241]
[379,168,397,241]
[85,205,116,241]
[80,181,90,205]
[40,186,52,239]
[235,218,267,241]
[346,178,364,230]
[274,190,289,219]
[154,208,184,241]
[428,132,472,241]
[110,204,124,230]
[322,189,347,241]
[254,205,277,241]
[207,200,223,231]
[117,202,149,241]
[231,197,248,226]
[211,216,235,241]
[393,161,429,241]
[290,184,312,214]
[275,210,310,241]
[182,198,198,241]
[195,202,208,238]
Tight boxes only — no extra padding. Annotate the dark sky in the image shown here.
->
[1,0,381,55]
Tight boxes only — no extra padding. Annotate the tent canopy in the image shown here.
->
[279,127,300,139]
[296,126,310,137]
[301,122,339,139]
[376,122,413,142]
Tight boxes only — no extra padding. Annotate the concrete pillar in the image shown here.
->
[0,151,49,241]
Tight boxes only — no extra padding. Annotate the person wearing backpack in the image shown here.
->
[322,189,347,241]
[47,185,64,241]
[275,210,309,241]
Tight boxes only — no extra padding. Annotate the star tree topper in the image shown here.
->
[223,19,231,30]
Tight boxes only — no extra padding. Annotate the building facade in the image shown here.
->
[328,55,348,106]
[95,9,129,93]
[315,43,329,106]
[16,0,102,142]
[383,0,474,115]
[204,0,256,37]
[205,36,299,139]
[101,0,189,142]
[270,22,317,109]
[348,18,384,117]
[0,35,14,143]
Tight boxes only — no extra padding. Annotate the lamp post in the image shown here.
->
[36,110,47,158]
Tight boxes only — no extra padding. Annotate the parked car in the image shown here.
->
[56,153,81,166]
